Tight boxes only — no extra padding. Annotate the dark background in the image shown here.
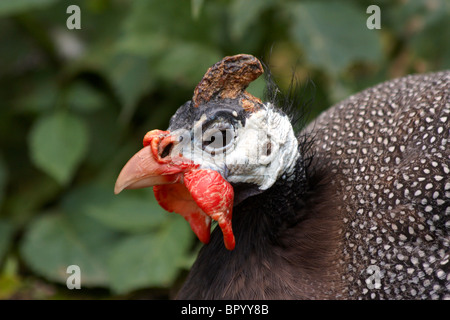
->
[0,0,448,299]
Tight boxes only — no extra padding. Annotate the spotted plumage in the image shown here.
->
[307,71,449,299]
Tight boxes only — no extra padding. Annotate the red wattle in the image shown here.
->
[154,184,212,245]
[184,169,235,250]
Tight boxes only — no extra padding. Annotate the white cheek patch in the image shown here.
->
[225,103,299,190]
[172,104,299,191]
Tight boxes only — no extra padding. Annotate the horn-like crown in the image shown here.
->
[192,54,264,112]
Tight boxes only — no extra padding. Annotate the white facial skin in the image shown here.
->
[170,103,300,191]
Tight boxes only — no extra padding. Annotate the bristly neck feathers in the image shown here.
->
[176,149,342,299]
[235,159,309,239]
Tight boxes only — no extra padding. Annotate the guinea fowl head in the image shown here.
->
[115,54,301,251]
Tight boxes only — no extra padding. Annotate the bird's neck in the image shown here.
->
[233,156,310,243]
[177,157,339,299]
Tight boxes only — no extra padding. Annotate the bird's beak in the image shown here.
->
[114,129,235,250]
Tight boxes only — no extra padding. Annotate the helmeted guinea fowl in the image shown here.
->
[115,54,449,299]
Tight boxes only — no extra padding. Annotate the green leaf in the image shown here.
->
[191,0,204,20]
[0,220,14,264]
[247,75,266,101]
[230,0,274,40]
[154,41,222,86]
[104,53,154,124]
[14,77,58,115]
[0,0,57,17]
[0,154,8,207]
[5,174,61,227]
[113,0,224,100]
[0,257,22,299]
[109,215,194,293]
[29,112,89,185]
[116,37,222,89]
[67,82,106,114]
[288,2,382,74]
[121,0,223,51]
[123,0,195,41]
[409,2,450,70]
[20,211,120,286]
[62,185,169,233]
[115,33,169,58]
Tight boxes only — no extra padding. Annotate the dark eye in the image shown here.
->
[202,126,234,152]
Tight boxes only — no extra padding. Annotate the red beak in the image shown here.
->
[114,130,235,250]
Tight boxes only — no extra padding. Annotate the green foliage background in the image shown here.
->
[0,0,448,299]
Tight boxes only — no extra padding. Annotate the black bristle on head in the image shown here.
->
[261,59,316,134]
[260,59,317,178]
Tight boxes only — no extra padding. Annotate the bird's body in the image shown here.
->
[178,70,450,299]
[115,55,449,299]
[308,71,449,299]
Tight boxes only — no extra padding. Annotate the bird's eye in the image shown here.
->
[202,124,235,153]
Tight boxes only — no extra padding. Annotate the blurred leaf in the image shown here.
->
[387,0,434,34]
[104,53,154,123]
[0,19,41,77]
[14,76,58,115]
[0,219,14,264]
[109,215,194,293]
[82,107,122,169]
[230,0,274,41]
[123,0,201,42]
[62,184,169,233]
[29,111,89,185]
[120,0,224,55]
[20,211,120,286]
[112,0,225,113]
[115,33,169,58]
[0,0,57,17]
[0,257,22,299]
[288,2,382,74]
[0,154,8,207]
[117,37,222,88]
[247,75,266,100]
[67,82,106,114]
[191,0,204,20]
[410,3,450,69]
[329,78,355,105]
[5,174,61,227]
[154,42,222,86]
